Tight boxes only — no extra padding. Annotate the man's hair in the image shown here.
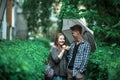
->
[70,24,82,34]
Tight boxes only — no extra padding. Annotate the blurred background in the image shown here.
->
[0,0,120,43]
[0,0,120,80]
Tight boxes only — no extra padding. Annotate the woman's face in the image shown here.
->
[57,35,65,46]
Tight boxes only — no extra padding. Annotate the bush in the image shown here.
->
[87,42,120,80]
[0,39,50,80]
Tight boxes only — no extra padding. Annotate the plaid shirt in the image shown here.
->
[67,40,91,77]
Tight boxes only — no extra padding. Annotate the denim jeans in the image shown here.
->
[53,76,67,80]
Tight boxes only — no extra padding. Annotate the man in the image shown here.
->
[67,24,91,80]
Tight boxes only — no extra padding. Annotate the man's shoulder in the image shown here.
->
[71,41,76,44]
[82,40,91,50]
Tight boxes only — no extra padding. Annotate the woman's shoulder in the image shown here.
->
[51,45,57,49]
[50,45,57,51]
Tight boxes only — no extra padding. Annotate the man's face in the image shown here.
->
[71,30,80,39]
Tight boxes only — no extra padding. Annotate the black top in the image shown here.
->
[68,43,80,68]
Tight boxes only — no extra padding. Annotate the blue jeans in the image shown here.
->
[53,76,67,80]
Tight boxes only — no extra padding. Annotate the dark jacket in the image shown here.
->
[49,46,67,77]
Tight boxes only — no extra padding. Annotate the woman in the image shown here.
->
[49,33,70,80]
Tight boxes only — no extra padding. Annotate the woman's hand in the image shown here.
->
[65,46,70,50]
[62,45,70,51]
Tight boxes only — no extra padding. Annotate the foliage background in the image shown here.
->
[0,0,120,80]
[0,39,50,80]
[22,0,120,80]
[59,0,120,44]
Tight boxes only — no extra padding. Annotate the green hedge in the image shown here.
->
[87,42,120,80]
[1,39,120,80]
[0,39,50,80]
